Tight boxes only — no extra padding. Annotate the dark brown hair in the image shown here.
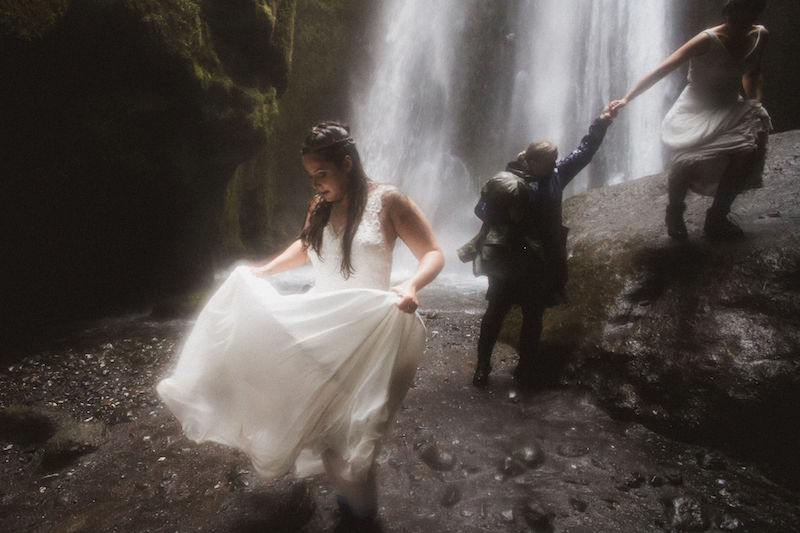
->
[299,121,369,278]
[723,0,766,18]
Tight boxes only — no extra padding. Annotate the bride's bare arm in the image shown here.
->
[250,239,310,275]
[610,31,711,110]
[385,190,445,313]
[251,201,314,275]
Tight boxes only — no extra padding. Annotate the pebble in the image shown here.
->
[498,456,526,478]
[418,442,456,471]
[616,471,645,491]
[522,501,555,531]
[665,496,708,531]
[439,484,461,507]
[719,515,744,531]
[513,443,545,468]
[557,443,589,458]
[696,451,727,471]
[569,498,588,513]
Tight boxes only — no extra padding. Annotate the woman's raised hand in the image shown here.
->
[601,102,621,119]
[608,99,628,113]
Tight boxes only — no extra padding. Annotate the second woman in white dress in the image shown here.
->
[611,0,771,241]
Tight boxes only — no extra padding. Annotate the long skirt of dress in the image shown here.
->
[662,90,771,196]
[157,266,426,481]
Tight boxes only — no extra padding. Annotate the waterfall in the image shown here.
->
[352,0,675,251]
[351,0,477,251]
[508,0,672,194]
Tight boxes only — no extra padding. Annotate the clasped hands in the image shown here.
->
[601,100,624,120]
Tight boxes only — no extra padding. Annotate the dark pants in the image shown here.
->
[477,277,546,381]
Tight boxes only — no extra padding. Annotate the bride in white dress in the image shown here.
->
[157,122,444,526]
[610,0,771,241]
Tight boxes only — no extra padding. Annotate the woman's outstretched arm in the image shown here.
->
[610,31,711,111]
[385,190,445,313]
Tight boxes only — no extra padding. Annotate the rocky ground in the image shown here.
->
[2,277,799,532]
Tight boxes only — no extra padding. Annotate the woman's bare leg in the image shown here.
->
[666,165,692,240]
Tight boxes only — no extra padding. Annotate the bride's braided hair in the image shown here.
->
[299,121,369,278]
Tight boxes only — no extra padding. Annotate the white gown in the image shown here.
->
[157,185,426,481]
[661,26,771,196]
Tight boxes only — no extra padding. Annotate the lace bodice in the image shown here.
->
[309,185,395,292]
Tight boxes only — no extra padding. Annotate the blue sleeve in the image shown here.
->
[475,197,488,222]
[555,117,612,188]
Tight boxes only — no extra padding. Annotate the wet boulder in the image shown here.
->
[0,404,107,470]
[541,130,800,486]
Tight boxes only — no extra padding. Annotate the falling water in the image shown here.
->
[352,0,676,253]
[507,0,672,194]
[351,0,477,251]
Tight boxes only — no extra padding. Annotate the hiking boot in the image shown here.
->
[704,208,744,241]
[665,203,688,240]
[472,361,491,389]
[335,496,382,533]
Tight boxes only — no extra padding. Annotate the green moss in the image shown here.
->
[0,0,69,40]
[221,0,370,257]
[497,242,631,350]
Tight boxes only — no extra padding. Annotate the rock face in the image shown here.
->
[1,0,296,345]
[0,404,107,470]
[543,130,800,487]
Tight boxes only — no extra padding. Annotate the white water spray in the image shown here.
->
[352,0,675,256]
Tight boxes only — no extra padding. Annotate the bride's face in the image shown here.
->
[302,153,353,204]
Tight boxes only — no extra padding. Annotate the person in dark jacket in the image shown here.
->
[463,105,617,389]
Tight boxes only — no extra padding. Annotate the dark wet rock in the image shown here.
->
[616,471,645,492]
[417,441,456,472]
[0,405,106,470]
[512,443,545,468]
[498,456,527,478]
[568,497,588,513]
[42,417,106,471]
[666,470,685,486]
[521,501,555,532]
[718,514,744,531]
[648,473,666,487]
[228,483,315,533]
[2,306,800,532]
[412,428,435,450]
[228,467,252,490]
[0,405,59,444]
[696,451,727,471]
[546,130,800,487]
[665,496,709,531]
[439,484,461,508]
[557,443,589,458]
[1,0,298,343]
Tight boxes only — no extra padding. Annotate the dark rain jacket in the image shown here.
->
[459,116,613,306]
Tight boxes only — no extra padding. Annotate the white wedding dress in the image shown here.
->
[661,25,771,195]
[157,185,425,481]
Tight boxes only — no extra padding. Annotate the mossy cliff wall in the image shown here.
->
[1,0,296,334]
[218,0,372,259]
